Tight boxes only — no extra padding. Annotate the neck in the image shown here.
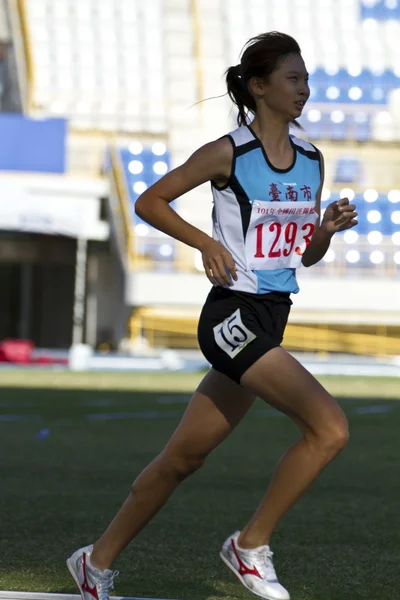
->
[249,111,291,151]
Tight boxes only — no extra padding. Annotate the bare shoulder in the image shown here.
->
[135,135,235,205]
[182,136,234,186]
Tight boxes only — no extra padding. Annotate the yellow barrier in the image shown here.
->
[109,145,137,268]
[190,0,204,124]
[17,0,34,111]
[284,324,400,356]
[129,307,400,356]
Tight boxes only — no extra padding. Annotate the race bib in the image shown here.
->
[245,201,317,270]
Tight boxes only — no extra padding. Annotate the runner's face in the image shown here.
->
[255,54,310,121]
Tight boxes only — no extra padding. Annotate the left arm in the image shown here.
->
[302,152,358,267]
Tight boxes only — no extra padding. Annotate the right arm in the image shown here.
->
[135,137,238,286]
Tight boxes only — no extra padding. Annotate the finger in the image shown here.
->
[206,259,226,287]
[211,257,233,286]
[340,211,358,222]
[203,261,217,286]
[205,258,227,287]
[337,197,349,207]
[216,257,234,286]
[224,263,237,283]
[345,219,358,229]
[222,252,238,281]
[339,203,356,212]
[337,207,357,221]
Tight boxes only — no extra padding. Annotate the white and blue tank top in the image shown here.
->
[211,125,322,294]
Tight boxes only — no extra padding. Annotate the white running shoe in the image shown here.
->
[220,531,290,600]
[66,544,119,600]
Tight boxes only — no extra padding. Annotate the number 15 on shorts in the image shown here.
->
[213,309,256,358]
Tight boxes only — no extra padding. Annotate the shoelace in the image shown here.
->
[97,570,119,600]
[244,546,277,580]
[258,547,277,581]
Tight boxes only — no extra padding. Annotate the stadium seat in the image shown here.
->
[25,0,166,131]
[106,144,176,263]
[361,0,400,20]
[334,156,364,184]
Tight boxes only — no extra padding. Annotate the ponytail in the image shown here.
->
[225,64,257,127]
[226,32,303,129]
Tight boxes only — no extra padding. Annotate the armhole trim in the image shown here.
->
[309,142,322,178]
[211,134,236,191]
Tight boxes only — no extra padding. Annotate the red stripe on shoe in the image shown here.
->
[231,539,262,579]
[82,553,99,600]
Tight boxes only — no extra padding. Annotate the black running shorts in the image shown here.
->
[197,286,292,384]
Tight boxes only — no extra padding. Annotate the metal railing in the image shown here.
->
[129,306,400,356]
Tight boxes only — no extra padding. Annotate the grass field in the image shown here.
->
[1,371,400,600]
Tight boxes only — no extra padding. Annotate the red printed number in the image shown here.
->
[254,221,315,259]
[268,222,282,257]
[301,223,314,248]
[254,223,265,258]
[283,222,297,256]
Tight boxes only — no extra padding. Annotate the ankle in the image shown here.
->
[89,550,109,572]
[237,531,270,550]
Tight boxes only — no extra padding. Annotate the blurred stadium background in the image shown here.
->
[0,0,399,368]
[1,3,400,600]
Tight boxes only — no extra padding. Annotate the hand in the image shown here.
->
[201,238,238,287]
[321,197,358,234]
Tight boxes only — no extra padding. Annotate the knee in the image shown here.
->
[310,413,349,457]
[158,448,205,481]
[319,418,349,455]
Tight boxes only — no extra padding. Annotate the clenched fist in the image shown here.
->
[320,197,358,234]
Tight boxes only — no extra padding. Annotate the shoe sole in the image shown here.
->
[66,558,85,600]
[219,551,289,600]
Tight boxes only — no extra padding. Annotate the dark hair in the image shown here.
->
[226,31,302,127]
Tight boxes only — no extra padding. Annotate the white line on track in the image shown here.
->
[354,405,391,414]
[156,396,191,405]
[0,592,180,600]
[86,411,182,420]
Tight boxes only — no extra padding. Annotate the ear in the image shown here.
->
[248,76,267,99]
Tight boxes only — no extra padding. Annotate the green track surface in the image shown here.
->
[0,370,399,599]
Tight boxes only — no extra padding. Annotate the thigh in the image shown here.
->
[240,347,347,437]
[164,368,256,459]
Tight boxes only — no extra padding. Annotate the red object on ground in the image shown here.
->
[31,356,53,365]
[0,339,34,364]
